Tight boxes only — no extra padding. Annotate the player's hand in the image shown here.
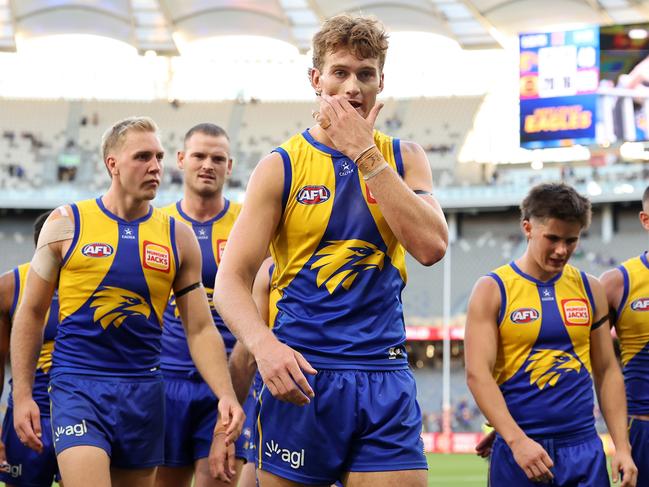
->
[255,337,316,406]
[315,93,384,160]
[0,428,6,465]
[509,436,554,483]
[217,394,245,447]
[611,449,637,486]
[475,430,495,458]
[13,396,43,453]
[208,426,236,483]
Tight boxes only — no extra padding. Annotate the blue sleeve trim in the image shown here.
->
[9,267,20,319]
[488,272,507,326]
[273,147,292,214]
[170,217,180,273]
[580,271,596,321]
[61,204,80,266]
[392,138,405,178]
[616,265,630,322]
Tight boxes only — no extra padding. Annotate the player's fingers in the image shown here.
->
[227,443,236,479]
[320,93,346,117]
[285,363,313,404]
[611,459,620,482]
[366,101,385,127]
[277,370,309,405]
[295,351,317,375]
[224,406,244,441]
[31,409,42,439]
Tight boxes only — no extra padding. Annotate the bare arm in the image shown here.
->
[11,208,71,452]
[465,276,554,483]
[214,154,316,406]
[0,271,14,403]
[588,275,637,486]
[317,94,448,265]
[228,257,273,404]
[173,221,243,442]
[600,267,624,326]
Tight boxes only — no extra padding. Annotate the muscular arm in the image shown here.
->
[600,267,624,326]
[228,257,273,404]
[173,222,238,405]
[0,272,14,402]
[317,94,448,265]
[465,276,554,482]
[10,208,70,451]
[588,275,637,485]
[215,155,315,405]
[364,140,448,265]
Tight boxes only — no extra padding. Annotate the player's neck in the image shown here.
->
[181,191,225,222]
[101,190,151,222]
[515,254,561,283]
[309,124,340,152]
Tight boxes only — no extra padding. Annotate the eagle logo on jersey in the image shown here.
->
[525,349,582,390]
[36,340,55,374]
[89,286,151,329]
[310,239,385,294]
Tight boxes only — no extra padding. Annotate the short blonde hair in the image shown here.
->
[312,14,389,72]
[101,116,159,161]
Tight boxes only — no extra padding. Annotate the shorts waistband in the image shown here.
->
[496,429,599,449]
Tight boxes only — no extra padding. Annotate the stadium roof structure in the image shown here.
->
[0,0,648,54]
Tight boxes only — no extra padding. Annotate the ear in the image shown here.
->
[639,210,649,232]
[106,156,118,176]
[177,151,185,170]
[521,219,532,239]
[310,67,322,94]
[378,71,385,94]
[226,157,234,178]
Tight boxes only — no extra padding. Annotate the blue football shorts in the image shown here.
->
[489,430,608,486]
[0,406,60,487]
[162,371,249,466]
[255,368,427,485]
[629,417,649,487]
[49,372,165,468]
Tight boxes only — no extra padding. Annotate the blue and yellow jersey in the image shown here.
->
[53,198,178,376]
[489,262,599,438]
[159,199,241,373]
[269,129,408,370]
[614,253,649,415]
[7,263,58,414]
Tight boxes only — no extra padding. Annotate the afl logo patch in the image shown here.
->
[81,243,114,258]
[143,241,170,273]
[562,298,590,326]
[297,185,330,205]
[631,298,649,311]
[510,308,539,324]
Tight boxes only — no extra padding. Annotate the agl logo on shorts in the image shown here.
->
[82,243,114,258]
[264,440,305,469]
[510,308,539,324]
[631,298,649,311]
[54,419,87,442]
[0,462,22,478]
[297,185,330,205]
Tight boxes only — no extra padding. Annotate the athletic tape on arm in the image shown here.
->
[31,214,74,283]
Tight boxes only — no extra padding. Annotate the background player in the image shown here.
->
[156,123,248,487]
[465,182,636,486]
[10,117,244,487]
[600,185,649,486]
[215,13,448,487]
[0,211,61,487]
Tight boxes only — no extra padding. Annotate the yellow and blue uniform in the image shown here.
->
[0,263,61,487]
[614,253,649,485]
[488,262,608,486]
[256,129,426,484]
[158,199,246,465]
[49,197,178,468]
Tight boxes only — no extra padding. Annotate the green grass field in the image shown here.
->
[426,453,488,486]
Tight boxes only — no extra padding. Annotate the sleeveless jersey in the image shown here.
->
[489,262,599,437]
[615,253,649,415]
[53,198,178,376]
[269,129,408,370]
[160,199,241,373]
[8,263,58,413]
